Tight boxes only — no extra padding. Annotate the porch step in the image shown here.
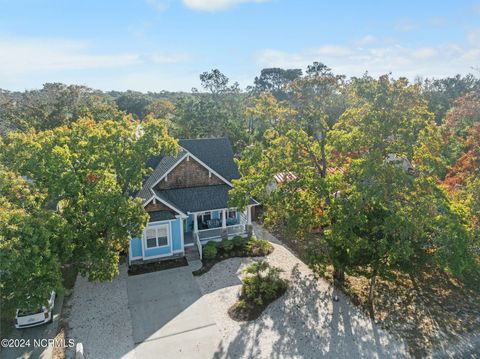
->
[185,246,200,261]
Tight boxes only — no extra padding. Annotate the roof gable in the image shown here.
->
[137,138,239,201]
[178,138,240,182]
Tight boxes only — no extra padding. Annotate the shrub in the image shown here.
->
[242,261,287,306]
[220,239,234,253]
[232,236,247,250]
[246,237,273,257]
[203,243,217,260]
[205,241,217,249]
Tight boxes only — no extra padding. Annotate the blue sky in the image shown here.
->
[1,0,479,91]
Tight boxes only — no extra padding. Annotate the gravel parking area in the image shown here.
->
[67,263,135,359]
[195,224,409,359]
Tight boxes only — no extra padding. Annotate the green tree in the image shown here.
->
[1,117,179,281]
[115,91,152,119]
[0,167,67,310]
[327,75,476,314]
[290,62,347,177]
[1,83,124,132]
[174,69,248,152]
[244,92,297,142]
[421,74,480,124]
[230,128,330,238]
[232,75,477,317]
[252,68,302,100]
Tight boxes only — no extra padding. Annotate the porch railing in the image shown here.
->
[198,227,222,240]
[194,232,202,260]
[239,212,247,225]
[227,224,245,236]
[196,213,249,241]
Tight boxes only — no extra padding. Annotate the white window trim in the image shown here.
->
[144,224,170,250]
[199,211,212,223]
[228,209,237,219]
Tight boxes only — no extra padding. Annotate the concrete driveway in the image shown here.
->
[126,266,220,359]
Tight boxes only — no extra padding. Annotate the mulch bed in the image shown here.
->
[192,251,250,276]
[128,256,188,276]
[228,286,288,321]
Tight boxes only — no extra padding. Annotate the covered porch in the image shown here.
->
[184,206,253,245]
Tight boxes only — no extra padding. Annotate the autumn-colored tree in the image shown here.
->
[148,99,176,121]
[244,92,297,142]
[1,117,178,281]
[232,75,477,318]
[0,167,68,310]
[327,76,475,314]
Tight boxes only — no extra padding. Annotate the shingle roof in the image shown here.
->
[154,185,257,213]
[137,138,239,201]
[178,138,240,182]
[136,150,186,200]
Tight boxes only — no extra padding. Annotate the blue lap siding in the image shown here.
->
[130,218,183,261]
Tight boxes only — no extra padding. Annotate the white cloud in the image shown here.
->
[474,3,480,15]
[255,33,480,80]
[354,35,377,47]
[412,47,438,60]
[0,38,141,75]
[182,0,269,11]
[313,45,352,57]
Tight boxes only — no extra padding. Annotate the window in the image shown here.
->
[228,209,237,219]
[200,212,211,222]
[145,225,169,249]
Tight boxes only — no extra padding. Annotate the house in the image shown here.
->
[129,138,258,263]
[384,153,414,174]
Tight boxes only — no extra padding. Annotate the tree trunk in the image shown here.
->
[320,136,327,178]
[333,267,345,283]
[368,273,377,319]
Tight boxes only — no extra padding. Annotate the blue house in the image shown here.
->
[129,138,258,263]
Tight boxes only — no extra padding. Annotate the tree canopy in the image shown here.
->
[1,117,178,305]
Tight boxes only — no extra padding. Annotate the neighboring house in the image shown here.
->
[384,153,414,174]
[129,138,258,263]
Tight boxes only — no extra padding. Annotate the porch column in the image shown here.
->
[222,209,227,228]
[221,208,228,239]
[247,206,252,225]
[193,213,198,233]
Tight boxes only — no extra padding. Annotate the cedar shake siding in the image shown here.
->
[155,157,224,190]
[144,200,176,214]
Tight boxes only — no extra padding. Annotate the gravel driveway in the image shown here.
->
[194,224,409,359]
[67,264,135,359]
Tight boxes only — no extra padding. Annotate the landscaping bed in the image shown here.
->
[228,261,288,321]
[192,236,273,276]
[128,256,188,276]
